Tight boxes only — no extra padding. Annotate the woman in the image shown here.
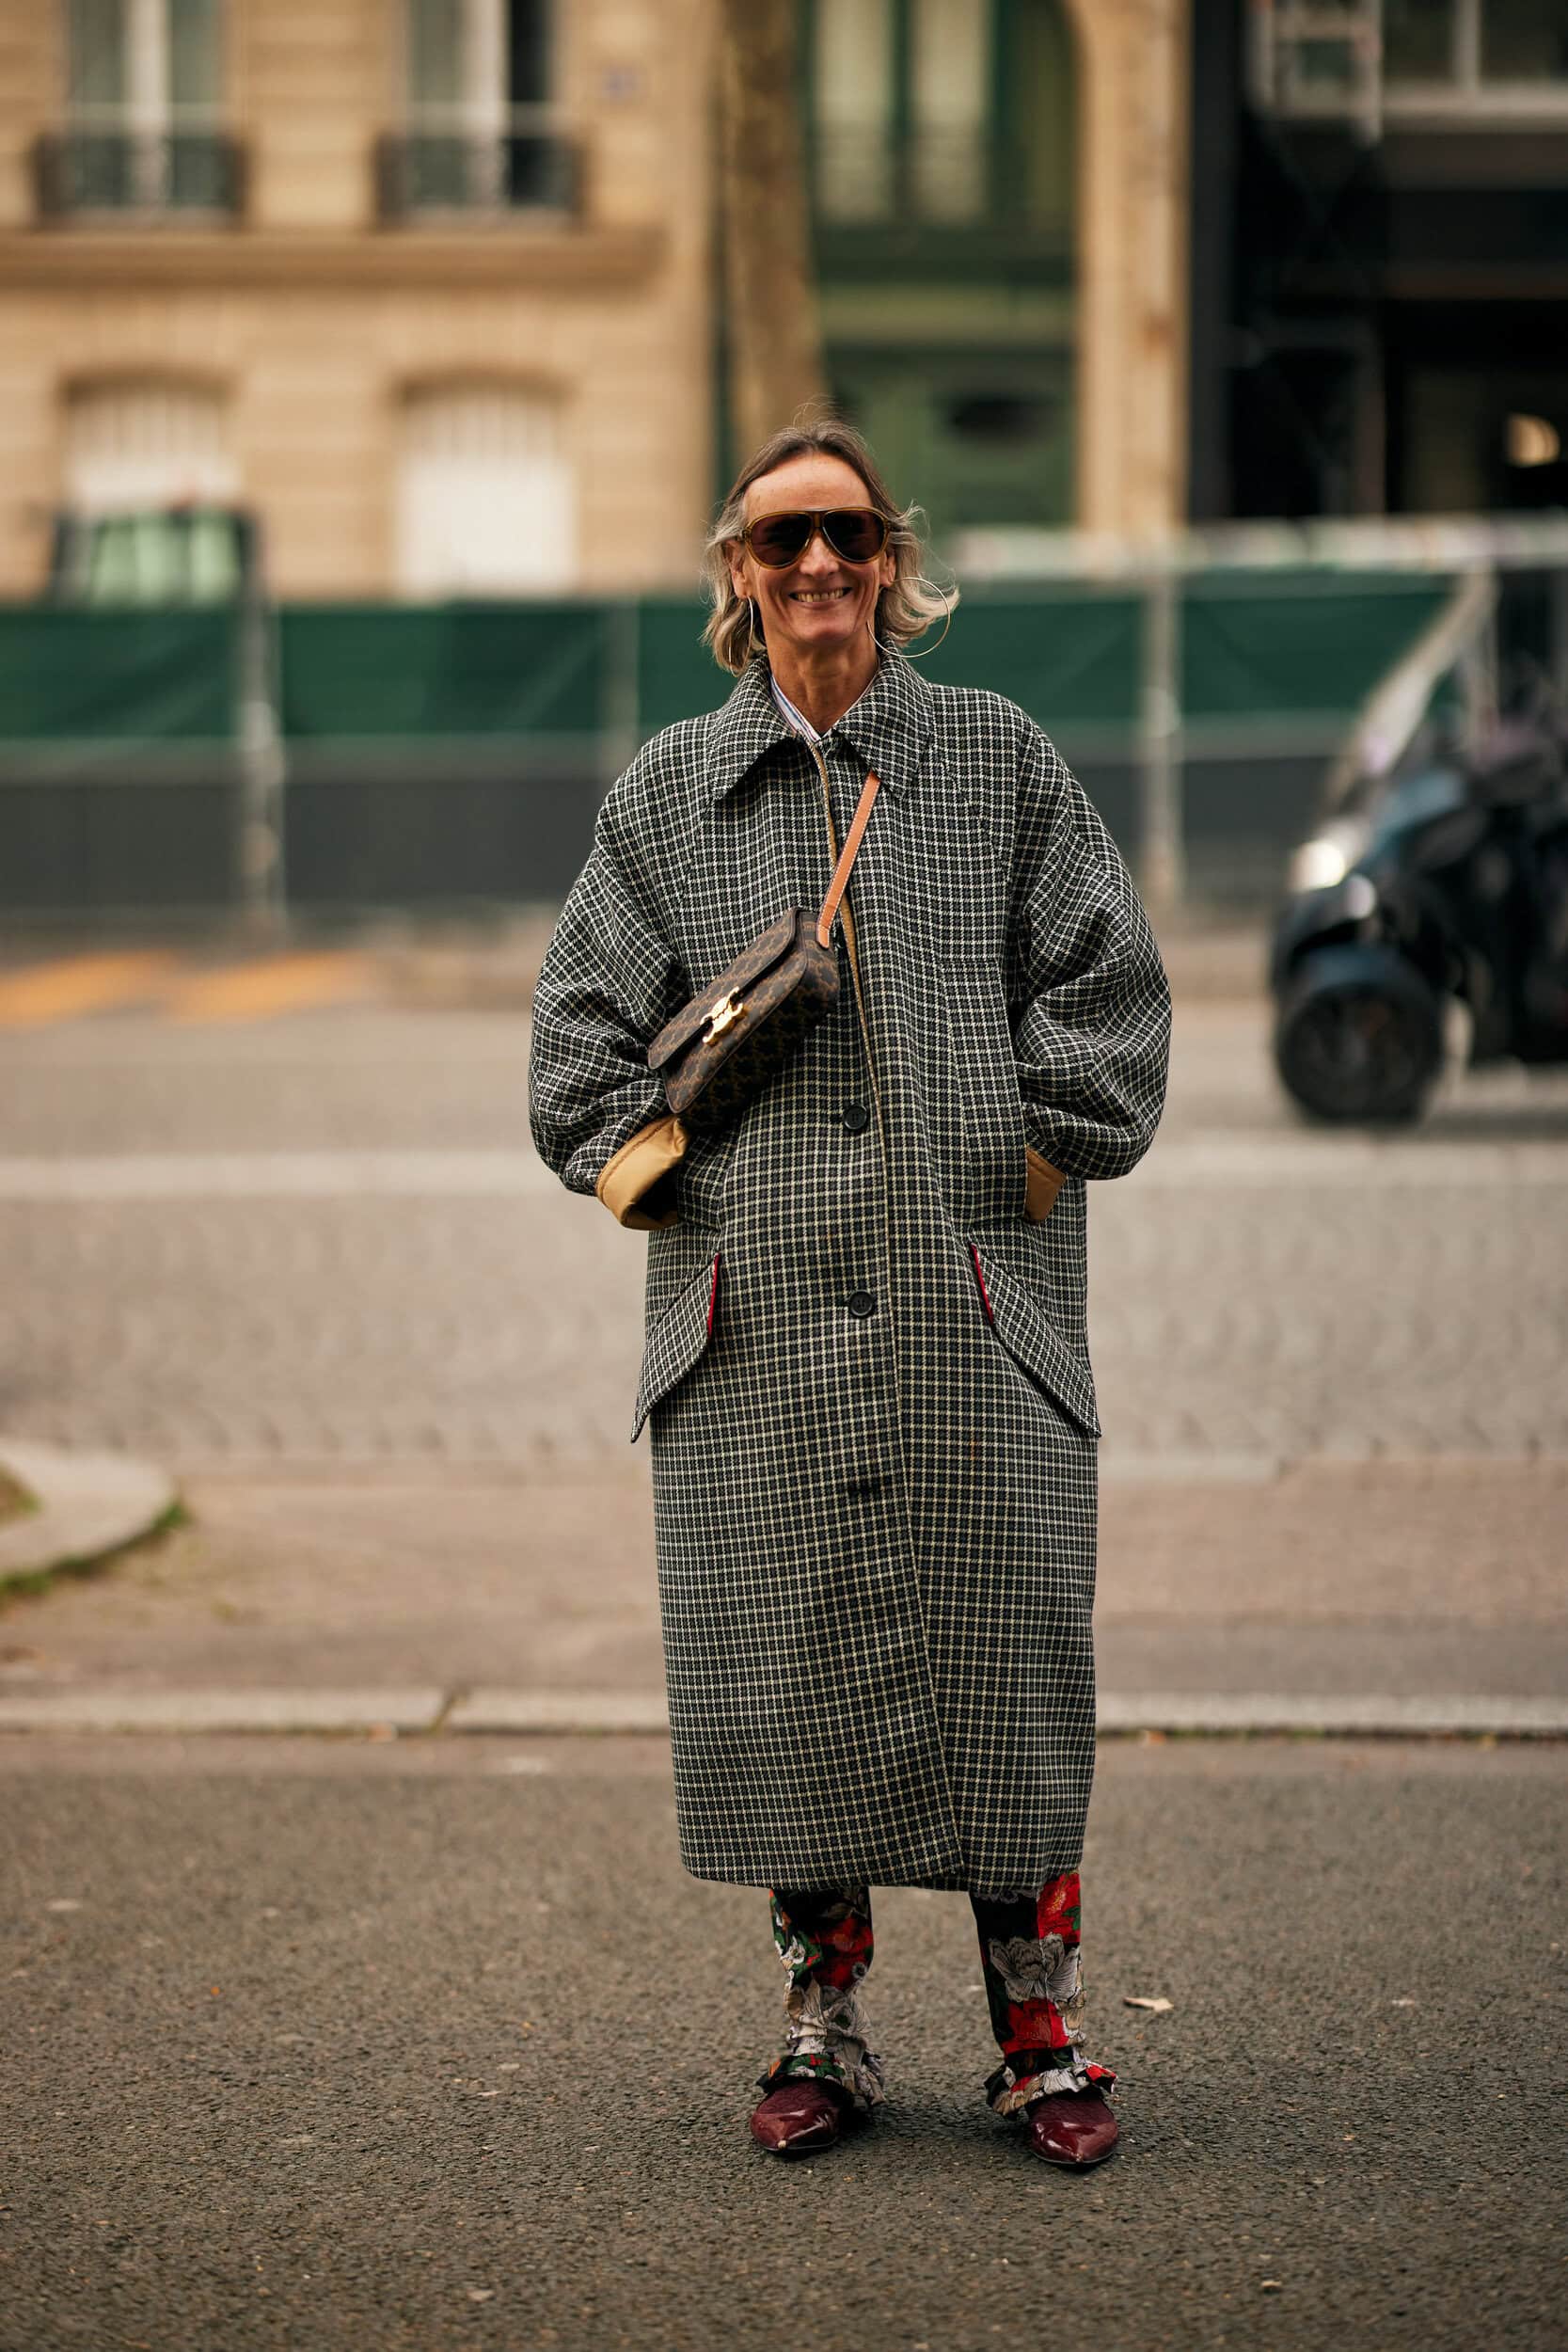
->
[528,421,1169,2168]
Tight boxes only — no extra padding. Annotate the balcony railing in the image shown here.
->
[33,127,245,221]
[375,109,578,221]
[808,125,1072,268]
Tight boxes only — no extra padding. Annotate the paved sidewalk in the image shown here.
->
[3,1455,1563,1731]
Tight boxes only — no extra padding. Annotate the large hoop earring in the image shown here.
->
[871,585,955,664]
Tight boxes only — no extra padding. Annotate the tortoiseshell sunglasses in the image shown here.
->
[739,508,892,567]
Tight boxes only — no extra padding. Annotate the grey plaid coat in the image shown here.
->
[529,649,1169,1892]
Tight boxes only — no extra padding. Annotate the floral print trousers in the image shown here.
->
[760,1873,1116,2117]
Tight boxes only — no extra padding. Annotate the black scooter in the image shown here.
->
[1271,718,1568,1124]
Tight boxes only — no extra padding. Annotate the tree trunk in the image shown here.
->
[717,0,828,459]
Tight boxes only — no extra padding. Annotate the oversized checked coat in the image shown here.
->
[528,648,1170,1893]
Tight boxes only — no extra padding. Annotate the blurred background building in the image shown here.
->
[0,1,1563,921]
[0,0,713,598]
[1193,0,1568,525]
[0,0,1187,599]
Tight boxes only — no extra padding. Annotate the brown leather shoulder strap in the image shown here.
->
[815,771,880,950]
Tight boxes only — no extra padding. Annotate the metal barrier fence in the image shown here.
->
[6,521,1564,925]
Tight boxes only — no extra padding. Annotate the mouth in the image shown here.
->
[790,586,853,607]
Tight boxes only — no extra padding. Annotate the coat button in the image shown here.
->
[841,1100,870,1132]
[847,1290,877,1318]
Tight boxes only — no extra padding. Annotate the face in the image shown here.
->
[726,453,896,667]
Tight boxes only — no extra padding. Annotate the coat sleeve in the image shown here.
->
[528,760,692,1232]
[1006,723,1171,1183]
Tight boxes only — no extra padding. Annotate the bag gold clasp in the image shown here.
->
[704,989,745,1041]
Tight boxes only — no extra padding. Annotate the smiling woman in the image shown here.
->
[528,414,1170,2173]
[702,420,951,707]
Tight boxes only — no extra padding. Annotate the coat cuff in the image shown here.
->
[1024,1145,1067,1222]
[595,1114,689,1230]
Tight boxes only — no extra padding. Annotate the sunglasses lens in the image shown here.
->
[823,511,887,562]
[749,515,814,566]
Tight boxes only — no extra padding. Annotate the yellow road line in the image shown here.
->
[0,951,180,1027]
[164,951,374,1024]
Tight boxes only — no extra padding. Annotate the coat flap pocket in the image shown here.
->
[973,1244,1101,1439]
[630,1250,721,1442]
[647,911,802,1072]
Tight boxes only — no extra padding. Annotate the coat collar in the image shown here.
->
[705,647,934,803]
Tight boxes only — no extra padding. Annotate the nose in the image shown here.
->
[796,524,840,575]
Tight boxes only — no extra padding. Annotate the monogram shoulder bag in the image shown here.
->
[645,765,880,1133]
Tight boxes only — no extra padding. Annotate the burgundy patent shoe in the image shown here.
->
[749,2079,845,2157]
[1023,2090,1119,2169]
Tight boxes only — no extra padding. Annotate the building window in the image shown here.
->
[807,0,1072,239]
[1480,0,1568,81]
[396,385,574,596]
[44,0,236,214]
[813,0,895,221]
[66,377,236,511]
[59,378,241,599]
[909,0,991,222]
[1257,1,1568,120]
[381,0,571,215]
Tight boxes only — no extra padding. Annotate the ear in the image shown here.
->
[725,542,750,605]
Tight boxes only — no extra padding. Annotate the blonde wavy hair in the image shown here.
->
[702,418,955,676]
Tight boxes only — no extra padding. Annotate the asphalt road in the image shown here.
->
[3,1735,1564,2352]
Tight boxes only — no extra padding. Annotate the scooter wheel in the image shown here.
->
[1274,945,1444,1126]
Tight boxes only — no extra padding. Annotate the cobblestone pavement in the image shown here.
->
[2,1003,1566,1469]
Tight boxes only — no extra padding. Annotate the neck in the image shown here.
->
[768,634,879,736]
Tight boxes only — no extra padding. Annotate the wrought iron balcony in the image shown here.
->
[375,111,578,221]
[33,128,245,221]
[808,125,1072,276]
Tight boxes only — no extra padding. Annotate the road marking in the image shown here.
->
[0,1686,1560,1740]
[0,952,179,1027]
[1127,1137,1568,1185]
[164,952,373,1024]
[0,1151,554,1200]
[0,1688,444,1735]
[0,1137,1564,1203]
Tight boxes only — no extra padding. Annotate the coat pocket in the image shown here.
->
[630,1249,721,1444]
[969,1240,1101,1440]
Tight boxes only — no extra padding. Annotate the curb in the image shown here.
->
[0,1686,1562,1741]
[0,1438,180,1594]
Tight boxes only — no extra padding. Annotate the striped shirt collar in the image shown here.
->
[706,650,932,803]
[769,675,823,744]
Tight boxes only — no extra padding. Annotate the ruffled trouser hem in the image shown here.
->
[983,2053,1117,2117]
[757,2040,888,2115]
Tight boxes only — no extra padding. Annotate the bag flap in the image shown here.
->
[647,909,802,1073]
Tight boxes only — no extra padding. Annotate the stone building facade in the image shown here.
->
[0,0,1189,601]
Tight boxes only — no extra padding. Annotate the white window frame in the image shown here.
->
[395,380,577,598]
[1386,0,1568,119]
[64,376,238,516]
[1251,2,1568,131]
[402,0,561,211]
[63,0,226,208]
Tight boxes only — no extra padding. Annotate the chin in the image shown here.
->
[784,612,865,653]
